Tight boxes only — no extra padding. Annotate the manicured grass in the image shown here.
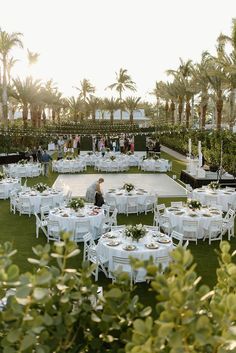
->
[0,152,235,307]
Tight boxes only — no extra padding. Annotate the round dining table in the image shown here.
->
[0,178,21,198]
[49,205,105,238]
[165,205,222,239]
[140,158,170,172]
[97,226,173,282]
[192,187,236,211]
[105,187,150,213]
[18,189,64,213]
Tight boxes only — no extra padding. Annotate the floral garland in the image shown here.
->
[125,224,146,242]
[187,199,201,210]
[68,198,85,211]
[33,183,48,193]
[208,181,219,190]
[123,183,135,193]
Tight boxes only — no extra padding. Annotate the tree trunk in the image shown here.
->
[110,111,114,124]
[229,88,236,129]
[178,96,183,124]
[216,94,223,130]
[23,105,28,128]
[42,109,46,126]
[92,111,96,122]
[165,101,169,123]
[130,111,134,124]
[170,100,175,124]
[201,104,207,130]
[52,109,55,122]
[2,56,8,124]
[119,91,122,120]
[185,100,191,128]
[37,108,42,128]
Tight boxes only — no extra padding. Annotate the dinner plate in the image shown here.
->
[62,214,69,217]
[123,244,136,251]
[175,211,185,215]
[106,241,121,247]
[203,214,212,217]
[157,238,171,243]
[188,214,198,217]
[145,243,159,249]
[210,211,220,215]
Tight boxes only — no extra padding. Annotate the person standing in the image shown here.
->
[37,146,43,162]
[85,178,104,204]
[41,150,52,177]
[119,136,124,153]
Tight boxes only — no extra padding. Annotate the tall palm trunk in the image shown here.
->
[170,100,175,124]
[185,100,191,128]
[110,110,114,124]
[52,108,55,122]
[2,55,8,124]
[130,111,134,124]
[229,88,236,129]
[42,109,46,126]
[201,104,207,130]
[92,110,96,122]
[22,105,28,128]
[37,108,42,128]
[165,101,169,123]
[119,90,122,120]
[216,91,223,130]
[178,96,183,123]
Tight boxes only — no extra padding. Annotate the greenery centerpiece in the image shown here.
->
[126,151,132,156]
[142,156,147,160]
[125,224,147,242]
[0,172,5,181]
[33,183,48,193]
[69,198,85,211]
[187,199,202,211]
[18,159,27,165]
[208,181,219,190]
[110,156,116,161]
[123,182,135,193]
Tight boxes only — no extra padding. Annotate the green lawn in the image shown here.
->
[0,152,235,307]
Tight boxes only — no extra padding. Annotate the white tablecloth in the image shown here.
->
[97,227,173,281]
[105,188,149,213]
[49,205,104,238]
[52,159,86,173]
[0,178,21,198]
[7,163,41,178]
[165,206,222,239]
[192,188,236,212]
[140,158,169,172]
[18,189,64,213]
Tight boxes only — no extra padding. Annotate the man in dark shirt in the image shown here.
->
[41,150,52,176]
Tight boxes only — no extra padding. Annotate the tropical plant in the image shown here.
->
[27,48,40,65]
[124,96,141,124]
[103,97,120,124]
[0,29,23,123]
[107,68,136,119]
[74,78,95,101]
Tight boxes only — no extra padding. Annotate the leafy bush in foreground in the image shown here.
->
[0,234,236,352]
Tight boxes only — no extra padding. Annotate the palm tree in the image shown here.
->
[66,96,85,122]
[74,79,95,102]
[124,96,141,124]
[86,95,101,121]
[27,49,40,66]
[103,97,120,124]
[0,29,23,123]
[217,19,236,128]
[6,57,18,85]
[107,68,136,119]
[11,77,41,127]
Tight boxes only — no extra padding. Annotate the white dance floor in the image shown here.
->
[53,173,187,198]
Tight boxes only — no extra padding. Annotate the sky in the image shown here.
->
[0,0,234,101]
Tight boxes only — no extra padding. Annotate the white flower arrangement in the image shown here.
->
[68,198,85,211]
[187,199,202,210]
[123,183,135,193]
[208,181,219,190]
[33,183,48,193]
[125,224,147,242]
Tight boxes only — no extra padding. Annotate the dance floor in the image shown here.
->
[53,173,187,198]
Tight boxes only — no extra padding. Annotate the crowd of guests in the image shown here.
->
[93,135,135,154]
[146,138,161,157]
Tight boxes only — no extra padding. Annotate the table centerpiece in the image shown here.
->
[68,197,85,212]
[124,224,146,242]
[123,182,135,193]
[208,181,219,190]
[187,199,202,211]
[0,172,5,181]
[33,183,48,193]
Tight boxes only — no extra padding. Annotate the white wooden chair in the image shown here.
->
[73,219,91,242]
[47,220,61,242]
[171,201,183,208]
[204,219,223,244]
[34,213,47,238]
[171,230,184,247]
[126,196,139,216]
[87,248,108,281]
[83,232,96,261]
[182,220,198,244]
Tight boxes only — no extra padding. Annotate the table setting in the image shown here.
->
[97,224,173,281]
[139,157,170,172]
[165,200,223,239]
[0,176,21,198]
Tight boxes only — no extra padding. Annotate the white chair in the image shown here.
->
[73,219,91,242]
[34,213,47,238]
[171,231,184,247]
[64,190,72,204]
[109,208,118,226]
[159,215,172,235]
[47,220,61,242]
[222,209,235,240]
[183,240,189,249]
[18,198,34,217]
[111,256,136,287]
[204,219,223,244]
[101,204,111,221]
[126,196,139,216]
[41,196,54,209]
[83,232,96,261]
[154,253,170,271]
[154,204,166,216]
[9,191,19,214]
[182,220,198,244]
[140,194,156,215]
[171,201,183,208]
[87,248,108,281]
[105,194,117,212]
[40,205,50,220]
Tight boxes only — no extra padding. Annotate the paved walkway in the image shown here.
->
[161,145,187,162]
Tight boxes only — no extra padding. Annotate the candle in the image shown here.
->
[188,138,192,157]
